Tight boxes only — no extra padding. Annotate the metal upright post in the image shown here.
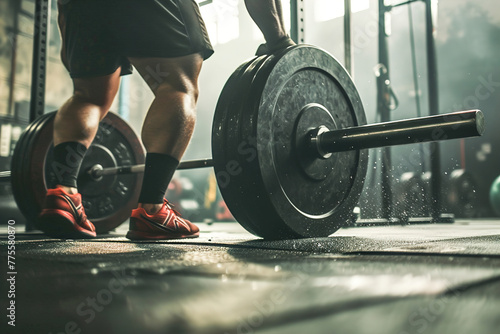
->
[377,0,393,220]
[344,0,352,75]
[290,0,305,44]
[7,0,22,117]
[26,0,50,231]
[29,0,50,122]
[424,0,448,222]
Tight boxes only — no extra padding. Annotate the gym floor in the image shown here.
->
[1,220,499,334]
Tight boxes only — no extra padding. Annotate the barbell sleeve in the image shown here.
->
[315,110,484,154]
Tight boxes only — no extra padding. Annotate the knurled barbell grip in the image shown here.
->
[315,110,484,154]
[90,158,214,178]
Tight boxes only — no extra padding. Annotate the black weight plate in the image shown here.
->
[212,55,270,236]
[221,55,274,236]
[12,113,55,220]
[11,119,34,214]
[213,45,368,239]
[12,111,144,233]
[254,46,368,237]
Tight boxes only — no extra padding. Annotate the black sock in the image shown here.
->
[138,153,179,204]
[52,142,87,188]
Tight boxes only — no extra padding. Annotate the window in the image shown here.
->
[314,0,370,22]
[198,0,240,45]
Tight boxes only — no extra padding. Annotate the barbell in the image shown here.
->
[10,45,484,239]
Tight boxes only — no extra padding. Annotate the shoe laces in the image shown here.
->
[164,199,182,217]
[74,203,88,223]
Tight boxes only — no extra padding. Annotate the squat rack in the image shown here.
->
[375,0,449,222]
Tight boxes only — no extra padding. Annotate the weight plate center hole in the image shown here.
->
[294,103,338,181]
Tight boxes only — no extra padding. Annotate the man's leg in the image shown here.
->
[125,54,202,240]
[37,68,121,238]
[53,68,122,194]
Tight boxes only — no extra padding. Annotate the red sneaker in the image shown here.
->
[38,188,97,239]
[126,199,200,240]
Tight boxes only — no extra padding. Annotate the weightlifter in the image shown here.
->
[38,0,294,240]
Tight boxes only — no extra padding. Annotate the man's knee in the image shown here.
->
[131,54,202,102]
[72,69,121,112]
[73,89,115,111]
[154,79,199,104]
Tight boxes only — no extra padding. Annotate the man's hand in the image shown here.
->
[255,35,296,56]
[245,0,296,55]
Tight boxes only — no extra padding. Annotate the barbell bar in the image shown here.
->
[0,109,484,181]
[86,109,483,179]
[88,158,214,180]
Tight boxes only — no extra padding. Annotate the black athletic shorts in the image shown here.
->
[58,0,214,78]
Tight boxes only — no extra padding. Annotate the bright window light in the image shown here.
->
[199,0,240,46]
[282,0,291,33]
[314,0,370,22]
[218,16,240,44]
